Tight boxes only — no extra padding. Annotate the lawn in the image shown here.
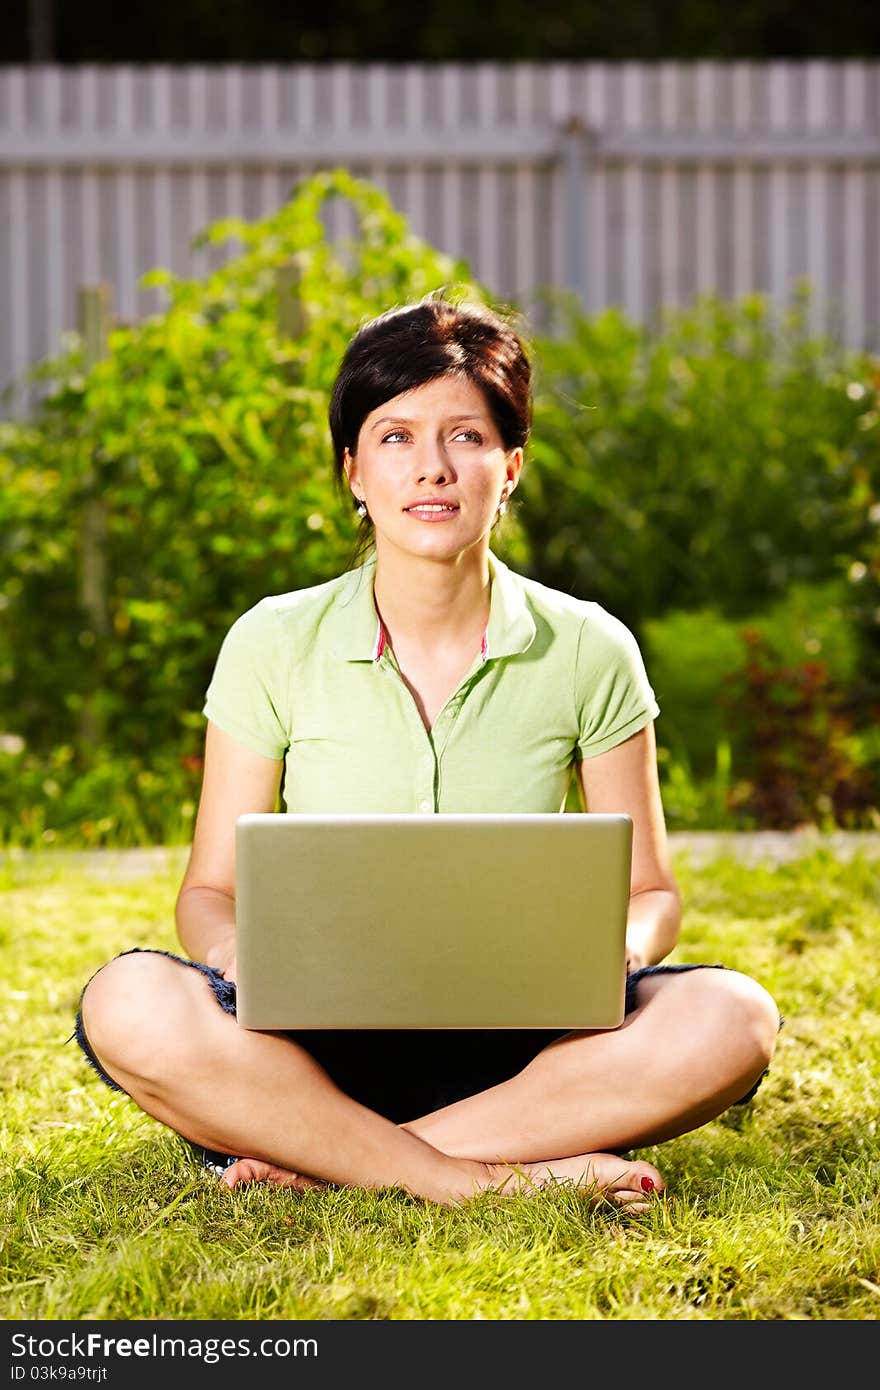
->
[1,840,878,1321]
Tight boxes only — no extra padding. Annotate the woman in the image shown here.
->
[75,295,780,1213]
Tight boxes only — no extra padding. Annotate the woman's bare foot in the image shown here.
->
[219,1158,327,1192]
[482,1152,664,1212]
[216,1151,663,1212]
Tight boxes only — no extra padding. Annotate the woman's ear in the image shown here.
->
[506,446,524,493]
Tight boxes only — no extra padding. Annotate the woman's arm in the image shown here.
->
[577,721,681,971]
[174,720,283,978]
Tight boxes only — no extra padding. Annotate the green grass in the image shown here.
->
[1,844,879,1321]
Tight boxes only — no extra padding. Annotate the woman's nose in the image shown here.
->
[415,443,453,484]
[417,465,447,484]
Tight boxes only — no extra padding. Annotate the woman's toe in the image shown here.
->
[219,1158,320,1190]
[594,1155,664,1205]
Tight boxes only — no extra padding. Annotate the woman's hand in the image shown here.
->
[205,936,237,983]
[625,944,646,975]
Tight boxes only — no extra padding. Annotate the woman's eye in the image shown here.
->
[380,428,482,444]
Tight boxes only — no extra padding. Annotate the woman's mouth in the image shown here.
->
[403,503,460,521]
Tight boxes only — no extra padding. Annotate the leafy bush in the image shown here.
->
[2,175,878,842]
[645,577,862,774]
[0,172,502,770]
[0,742,202,848]
[522,289,880,828]
[722,628,877,829]
[645,580,878,829]
[525,288,880,642]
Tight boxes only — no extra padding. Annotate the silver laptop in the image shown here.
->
[234,812,632,1031]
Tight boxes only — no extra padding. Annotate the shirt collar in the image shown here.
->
[329,555,385,661]
[484,550,537,658]
[329,550,536,662]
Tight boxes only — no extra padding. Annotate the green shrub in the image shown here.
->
[524,288,880,643]
[0,171,511,766]
[521,289,880,827]
[2,176,879,841]
[0,742,202,849]
[721,629,878,829]
[645,578,861,773]
[645,580,878,829]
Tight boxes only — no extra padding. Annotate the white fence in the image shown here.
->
[1,61,879,417]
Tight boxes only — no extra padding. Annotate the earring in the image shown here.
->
[355,500,368,519]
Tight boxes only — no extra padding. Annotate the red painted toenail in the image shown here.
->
[641,1176,655,1192]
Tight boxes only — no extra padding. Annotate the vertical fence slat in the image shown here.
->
[731,63,752,301]
[258,66,280,218]
[867,169,880,351]
[46,165,64,350]
[845,168,867,350]
[694,62,716,300]
[805,62,830,334]
[622,64,645,321]
[150,67,173,316]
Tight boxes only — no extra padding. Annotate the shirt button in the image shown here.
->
[419,799,433,813]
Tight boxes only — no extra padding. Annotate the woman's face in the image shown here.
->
[343,375,522,566]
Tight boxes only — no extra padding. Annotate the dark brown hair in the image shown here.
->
[329,295,532,508]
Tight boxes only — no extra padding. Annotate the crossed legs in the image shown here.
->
[78,950,780,1210]
[403,967,780,1160]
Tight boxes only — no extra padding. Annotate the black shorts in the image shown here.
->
[72,948,770,1173]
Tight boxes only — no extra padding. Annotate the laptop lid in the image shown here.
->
[234,812,632,1031]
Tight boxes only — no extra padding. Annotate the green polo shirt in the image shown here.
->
[202,551,659,815]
